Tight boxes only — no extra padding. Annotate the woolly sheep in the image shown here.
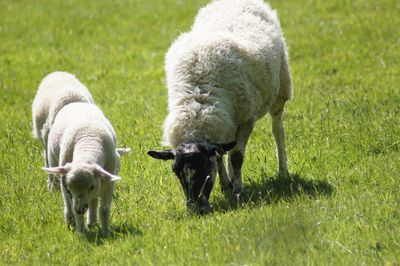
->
[148,0,292,213]
[43,102,128,235]
[32,71,94,191]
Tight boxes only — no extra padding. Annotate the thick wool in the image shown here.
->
[32,71,93,144]
[163,0,292,147]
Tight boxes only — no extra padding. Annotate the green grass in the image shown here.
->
[1,0,399,264]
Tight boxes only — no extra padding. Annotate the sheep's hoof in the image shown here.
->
[87,222,98,229]
[221,181,233,193]
[233,191,243,204]
[278,170,290,179]
[101,230,110,237]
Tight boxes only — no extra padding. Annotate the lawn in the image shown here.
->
[0,0,399,264]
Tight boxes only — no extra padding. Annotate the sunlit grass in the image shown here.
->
[0,0,399,264]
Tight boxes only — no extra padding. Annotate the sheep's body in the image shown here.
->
[46,102,121,235]
[160,0,292,202]
[32,71,94,190]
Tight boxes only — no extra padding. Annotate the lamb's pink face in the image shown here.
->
[43,163,121,214]
[64,167,100,214]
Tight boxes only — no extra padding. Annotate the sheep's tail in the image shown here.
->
[32,120,40,139]
[279,47,293,101]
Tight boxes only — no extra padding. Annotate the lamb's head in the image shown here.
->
[43,163,121,214]
[148,141,235,214]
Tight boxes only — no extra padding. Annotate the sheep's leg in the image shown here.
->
[99,184,115,236]
[217,156,231,192]
[87,197,98,227]
[270,101,289,178]
[228,120,255,198]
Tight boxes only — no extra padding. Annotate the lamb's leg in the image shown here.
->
[87,197,98,227]
[73,210,85,234]
[228,120,255,198]
[99,184,115,236]
[60,177,74,228]
[44,129,60,191]
[217,156,231,192]
[47,149,60,192]
[270,101,289,178]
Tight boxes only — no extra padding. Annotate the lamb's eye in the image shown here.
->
[89,185,94,191]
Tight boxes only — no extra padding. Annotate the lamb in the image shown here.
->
[42,102,127,235]
[32,71,94,191]
[148,0,292,214]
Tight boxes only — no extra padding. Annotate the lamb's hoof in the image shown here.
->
[48,182,61,192]
[66,216,75,228]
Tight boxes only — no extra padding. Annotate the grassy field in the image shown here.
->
[1,0,399,264]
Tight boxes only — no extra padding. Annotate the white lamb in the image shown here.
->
[32,71,94,191]
[43,102,127,235]
[148,0,292,213]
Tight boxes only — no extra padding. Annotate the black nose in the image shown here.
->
[187,199,211,215]
[196,202,212,215]
[75,204,89,214]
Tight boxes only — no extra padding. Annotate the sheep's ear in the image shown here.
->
[147,150,175,160]
[95,165,121,182]
[209,142,237,156]
[42,164,72,175]
[116,148,131,156]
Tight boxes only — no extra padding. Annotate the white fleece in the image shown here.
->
[32,71,93,144]
[163,0,292,147]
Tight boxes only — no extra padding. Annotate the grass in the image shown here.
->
[0,0,399,264]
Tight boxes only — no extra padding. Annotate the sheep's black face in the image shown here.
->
[172,143,216,214]
[147,141,236,214]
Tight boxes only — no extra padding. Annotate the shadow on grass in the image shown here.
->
[211,173,334,213]
[83,222,142,245]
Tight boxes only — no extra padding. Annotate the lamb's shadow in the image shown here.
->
[212,173,334,212]
[83,222,142,245]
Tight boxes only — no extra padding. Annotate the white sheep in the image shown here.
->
[32,71,94,191]
[42,102,127,235]
[148,0,292,213]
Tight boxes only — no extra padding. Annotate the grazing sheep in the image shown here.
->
[43,102,127,235]
[32,71,94,191]
[148,0,292,213]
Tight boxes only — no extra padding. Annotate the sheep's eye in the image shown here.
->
[89,185,94,191]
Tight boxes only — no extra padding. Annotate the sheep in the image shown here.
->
[148,0,292,213]
[32,71,94,191]
[42,102,127,235]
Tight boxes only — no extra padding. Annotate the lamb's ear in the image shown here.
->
[116,148,131,156]
[95,165,121,182]
[42,164,72,175]
[209,141,237,156]
[147,150,175,161]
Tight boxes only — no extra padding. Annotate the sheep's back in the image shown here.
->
[164,0,287,146]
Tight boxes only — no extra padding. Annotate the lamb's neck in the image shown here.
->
[72,136,105,166]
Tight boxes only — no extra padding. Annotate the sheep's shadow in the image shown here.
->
[83,222,142,245]
[212,173,334,212]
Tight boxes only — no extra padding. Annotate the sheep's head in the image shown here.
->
[147,141,235,214]
[43,163,121,214]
